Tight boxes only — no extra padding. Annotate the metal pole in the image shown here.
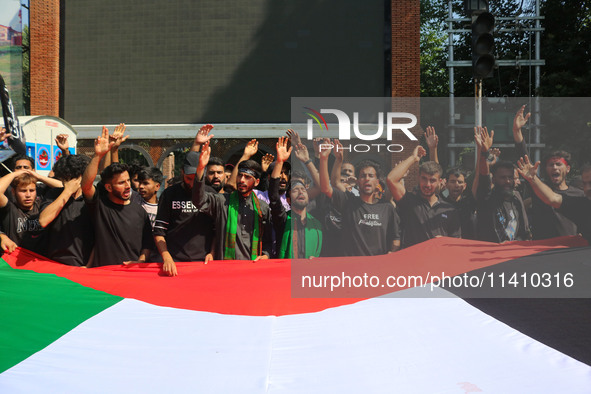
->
[448,0,456,166]
[534,0,541,164]
[475,79,482,127]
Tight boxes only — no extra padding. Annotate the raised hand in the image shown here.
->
[312,138,322,158]
[333,139,344,161]
[294,143,310,163]
[199,141,211,168]
[513,105,531,131]
[63,176,82,195]
[243,139,258,159]
[474,126,494,153]
[275,136,292,163]
[286,129,301,146]
[413,145,427,160]
[0,127,7,143]
[95,126,114,156]
[488,147,501,166]
[194,124,214,146]
[261,153,274,172]
[318,137,332,160]
[516,155,540,183]
[424,126,439,150]
[55,134,69,151]
[110,123,129,149]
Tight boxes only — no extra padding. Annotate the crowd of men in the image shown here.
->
[0,106,589,275]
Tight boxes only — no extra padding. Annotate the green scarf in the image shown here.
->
[279,211,323,259]
[224,191,262,260]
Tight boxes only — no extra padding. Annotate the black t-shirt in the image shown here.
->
[41,188,94,266]
[558,195,591,243]
[0,199,45,253]
[86,190,155,266]
[530,185,584,240]
[443,193,476,240]
[310,193,344,257]
[397,192,461,249]
[153,183,214,261]
[331,188,400,256]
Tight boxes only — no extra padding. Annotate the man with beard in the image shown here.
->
[443,167,476,239]
[269,137,322,258]
[513,105,584,239]
[193,140,272,261]
[475,127,531,242]
[81,126,154,267]
[320,139,400,256]
[205,157,227,193]
[516,155,591,244]
[387,146,461,249]
[153,151,215,276]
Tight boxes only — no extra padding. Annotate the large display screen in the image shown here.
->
[62,0,390,124]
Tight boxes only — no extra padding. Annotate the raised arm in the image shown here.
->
[386,145,426,201]
[39,177,81,228]
[271,137,292,179]
[55,134,70,157]
[195,141,211,181]
[328,139,348,192]
[475,126,494,176]
[190,124,214,153]
[25,169,63,189]
[82,126,114,201]
[227,139,258,190]
[517,155,562,208]
[294,141,320,188]
[109,123,129,164]
[513,105,530,158]
[318,138,334,198]
[0,170,25,208]
[424,126,439,164]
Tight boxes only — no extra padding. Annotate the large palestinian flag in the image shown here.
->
[1,237,591,393]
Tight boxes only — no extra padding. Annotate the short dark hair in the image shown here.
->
[445,167,467,181]
[291,170,310,187]
[490,160,515,175]
[11,173,37,189]
[207,157,225,168]
[101,162,129,183]
[12,154,35,169]
[543,150,572,167]
[238,159,262,179]
[419,161,443,177]
[137,167,164,185]
[127,163,146,178]
[355,160,381,179]
[53,154,91,181]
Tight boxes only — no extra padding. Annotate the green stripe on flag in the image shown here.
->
[0,259,122,373]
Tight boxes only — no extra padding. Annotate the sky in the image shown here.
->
[0,0,26,29]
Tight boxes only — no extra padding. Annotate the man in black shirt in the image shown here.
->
[39,154,94,266]
[474,127,531,243]
[319,139,400,256]
[517,155,591,243]
[193,140,272,261]
[0,171,44,252]
[443,167,476,239]
[387,145,461,249]
[81,126,153,267]
[153,151,215,276]
[513,105,584,239]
